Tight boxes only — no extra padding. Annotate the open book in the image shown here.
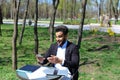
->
[16,64,70,80]
[19,65,40,72]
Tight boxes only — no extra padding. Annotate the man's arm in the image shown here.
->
[63,45,80,68]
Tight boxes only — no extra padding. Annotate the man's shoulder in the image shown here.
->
[67,41,77,47]
[50,42,57,47]
[67,41,79,52]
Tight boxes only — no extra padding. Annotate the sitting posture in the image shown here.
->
[36,25,80,80]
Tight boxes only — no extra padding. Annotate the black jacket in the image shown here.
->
[42,41,80,80]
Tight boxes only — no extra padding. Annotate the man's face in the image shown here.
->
[55,31,67,46]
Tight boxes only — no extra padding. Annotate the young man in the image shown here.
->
[37,25,80,80]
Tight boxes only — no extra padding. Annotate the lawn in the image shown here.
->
[0,24,120,80]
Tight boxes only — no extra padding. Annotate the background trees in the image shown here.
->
[0,5,3,36]
[49,0,59,42]
[0,0,120,21]
[19,0,29,45]
[0,1,120,80]
[12,0,21,70]
[0,0,4,36]
[0,5,3,24]
[1,0,120,70]
[34,0,39,54]
[77,0,87,49]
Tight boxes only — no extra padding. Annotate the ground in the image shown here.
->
[78,33,120,80]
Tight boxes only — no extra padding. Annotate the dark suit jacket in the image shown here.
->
[42,41,80,80]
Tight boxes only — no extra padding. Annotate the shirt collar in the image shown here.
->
[58,40,68,48]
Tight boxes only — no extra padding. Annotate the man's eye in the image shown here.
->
[58,36,62,38]
[56,36,61,38]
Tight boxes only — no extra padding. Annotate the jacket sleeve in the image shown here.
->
[42,44,57,65]
[41,44,53,64]
[63,45,80,68]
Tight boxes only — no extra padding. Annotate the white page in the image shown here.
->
[28,68,47,80]
[55,64,71,78]
[17,65,71,80]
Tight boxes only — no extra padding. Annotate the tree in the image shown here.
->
[0,0,4,36]
[111,0,119,24]
[49,0,59,42]
[45,0,49,19]
[73,0,77,19]
[70,0,76,21]
[109,0,112,19]
[19,0,29,45]
[63,0,67,21]
[77,0,87,49]
[12,0,21,70]
[34,0,39,54]
[28,0,35,19]
[1,1,11,19]
[0,5,3,25]
[0,5,3,36]
[95,0,100,22]
[57,0,64,20]
[100,0,104,14]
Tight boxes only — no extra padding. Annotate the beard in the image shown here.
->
[57,39,66,47]
[57,41,62,46]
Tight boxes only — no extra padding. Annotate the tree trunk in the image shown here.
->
[0,5,3,25]
[63,0,66,21]
[0,5,2,36]
[19,0,29,45]
[12,0,21,70]
[34,0,39,54]
[99,1,102,16]
[95,0,100,22]
[73,0,76,19]
[0,24,1,36]
[77,0,87,49]
[70,0,73,21]
[109,0,112,19]
[45,0,49,19]
[111,0,119,24]
[49,0,59,42]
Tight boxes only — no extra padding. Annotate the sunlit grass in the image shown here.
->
[0,24,120,80]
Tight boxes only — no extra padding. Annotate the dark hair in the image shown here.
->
[55,25,68,35]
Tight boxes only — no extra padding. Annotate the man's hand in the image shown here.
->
[47,55,62,64]
[36,54,45,63]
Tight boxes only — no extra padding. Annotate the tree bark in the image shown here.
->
[49,0,59,42]
[19,0,29,45]
[45,0,49,19]
[95,0,100,22]
[109,0,112,19]
[0,5,3,24]
[0,4,3,36]
[63,0,66,21]
[77,0,87,49]
[0,24,1,36]
[34,0,39,54]
[111,0,119,24]
[12,0,21,70]
[70,0,74,21]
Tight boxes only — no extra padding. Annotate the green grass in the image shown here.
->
[0,24,120,80]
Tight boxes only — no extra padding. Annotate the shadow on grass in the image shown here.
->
[0,57,12,66]
[79,58,99,67]
[87,45,110,51]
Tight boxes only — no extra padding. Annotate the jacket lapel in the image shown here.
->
[65,41,71,58]
[53,43,58,55]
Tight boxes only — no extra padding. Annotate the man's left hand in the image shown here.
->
[47,55,62,64]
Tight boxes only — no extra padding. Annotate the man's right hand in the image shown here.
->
[36,54,45,63]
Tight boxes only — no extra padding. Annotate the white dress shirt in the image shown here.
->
[56,40,67,65]
[55,41,71,80]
